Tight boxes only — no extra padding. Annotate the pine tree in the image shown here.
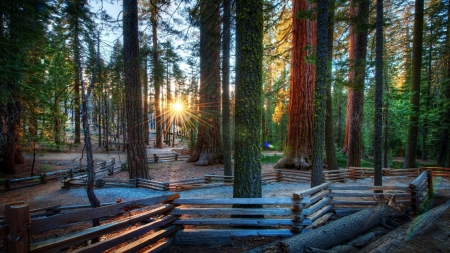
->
[123,0,150,179]
[188,0,223,165]
[233,0,263,199]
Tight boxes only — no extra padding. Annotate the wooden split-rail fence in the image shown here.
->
[0,171,435,252]
[0,159,117,192]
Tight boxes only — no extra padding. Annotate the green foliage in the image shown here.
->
[260,155,281,164]
[38,164,53,174]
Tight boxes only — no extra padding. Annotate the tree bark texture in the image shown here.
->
[403,0,424,169]
[311,0,328,187]
[374,0,384,186]
[325,0,338,171]
[275,0,316,170]
[151,7,163,149]
[123,0,149,179]
[188,0,223,166]
[249,204,397,253]
[345,0,369,168]
[222,0,232,176]
[233,0,263,199]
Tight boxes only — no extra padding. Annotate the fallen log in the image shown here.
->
[361,200,450,253]
[245,203,398,253]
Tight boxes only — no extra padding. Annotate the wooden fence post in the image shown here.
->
[134,178,138,188]
[5,179,11,191]
[154,154,159,163]
[427,170,434,199]
[40,173,47,184]
[175,154,179,161]
[7,204,31,253]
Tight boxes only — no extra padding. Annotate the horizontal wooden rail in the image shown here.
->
[31,194,179,234]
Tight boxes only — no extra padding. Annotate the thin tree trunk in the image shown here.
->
[222,0,232,176]
[403,0,424,169]
[74,23,81,144]
[325,0,338,171]
[80,33,101,234]
[311,0,328,187]
[151,7,163,149]
[374,0,384,186]
[143,55,149,145]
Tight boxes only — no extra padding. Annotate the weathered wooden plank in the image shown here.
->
[31,195,179,234]
[0,224,8,240]
[174,229,295,246]
[301,190,330,206]
[172,218,307,226]
[30,209,175,253]
[301,197,332,216]
[293,182,331,199]
[146,238,174,253]
[409,171,427,189]
[172,198,301,205]
[71,216,178,253]
[114,225,180,253]
[307,205,333,222]
[328,185,410,191]
[331,200,411,206]
[329,192,410,198]
[171,207,298,216]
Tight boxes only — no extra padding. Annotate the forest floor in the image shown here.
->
[1,144,450,252]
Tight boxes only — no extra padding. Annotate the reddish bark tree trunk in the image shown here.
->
[275,0,316,169]
[345,0,369,168]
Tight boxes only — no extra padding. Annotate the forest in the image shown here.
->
[1,0,450,194]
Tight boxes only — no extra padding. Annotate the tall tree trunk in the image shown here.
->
[222,0,232,176]
[403,0,424,169]
[346,0,369,168]
[143,55,149,145]
[383,71,389,169]
[123,0,149,179]
[274,0,316,170]
[151,6,163,149]
[311,0,328,187]
[374,0,384,186]
[74,23,81,144]
[325,0,338,171]
[188,0,223,166]
[233,0,263,199]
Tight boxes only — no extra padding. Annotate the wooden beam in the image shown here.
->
[145,238,174,253]
[30,207,175,253]
[410,171,427,189]
[31,194,179,234]
[328,185,410,191]
[114,225,181,253]
[293,182,331,199]
[71,216,178,253]
[172,198,301,205]
[172,218,309,226]
[172,207,298,216]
